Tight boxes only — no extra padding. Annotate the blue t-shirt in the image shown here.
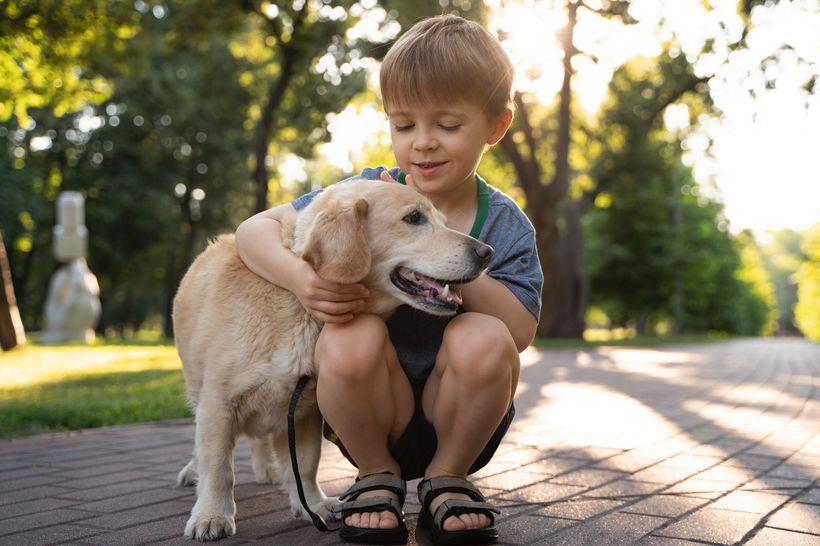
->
[292,166,543,385]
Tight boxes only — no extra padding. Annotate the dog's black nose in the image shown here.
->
[473,242,493,267]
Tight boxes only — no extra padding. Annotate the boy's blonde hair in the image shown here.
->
[380,15,514,119]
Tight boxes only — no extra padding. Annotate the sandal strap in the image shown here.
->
[339,471,406,505]
[432,499,500,528]
[332,495,404,519]
[418,476,486,509]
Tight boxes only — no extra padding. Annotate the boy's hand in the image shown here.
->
[294,260,369,323]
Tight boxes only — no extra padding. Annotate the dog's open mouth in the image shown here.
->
[390,266,463,308]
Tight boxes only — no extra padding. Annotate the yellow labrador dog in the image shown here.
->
[173,178,493,540]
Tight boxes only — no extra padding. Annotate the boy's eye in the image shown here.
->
[402,210,426,225]
[440,124,461,132]
[394,124,414,132]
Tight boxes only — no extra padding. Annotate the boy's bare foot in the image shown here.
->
[344,489,400,530]
[428,492,491,531]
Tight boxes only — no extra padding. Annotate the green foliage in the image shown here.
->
[761,229,804,333]
[795,223,820,341]
[584,50,775,336]
[0,0,139,124]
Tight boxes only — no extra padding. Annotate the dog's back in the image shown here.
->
[172,234,310,408]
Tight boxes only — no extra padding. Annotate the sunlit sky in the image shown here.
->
[310,0,820,236]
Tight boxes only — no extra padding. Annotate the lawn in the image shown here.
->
[0,342,191,439]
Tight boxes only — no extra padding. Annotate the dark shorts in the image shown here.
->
[323,397,515,481]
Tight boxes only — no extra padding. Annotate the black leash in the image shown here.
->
[287,374,338,532]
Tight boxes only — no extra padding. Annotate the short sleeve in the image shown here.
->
[486,228,542,320]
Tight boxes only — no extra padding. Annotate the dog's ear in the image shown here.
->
[301,198,371,284]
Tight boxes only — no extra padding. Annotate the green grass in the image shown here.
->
[0,342,190,439]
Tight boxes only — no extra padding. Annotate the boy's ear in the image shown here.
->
[487,108,513,146]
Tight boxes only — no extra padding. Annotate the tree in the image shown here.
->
[495,0,812,338]
[0,0,139,124]
[761,229,804,334]
[795,223,820,341]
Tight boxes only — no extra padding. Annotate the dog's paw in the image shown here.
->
[252,463,279,485]
[290,496,338,522]
[177,460,197,487]
[184,513,236,541]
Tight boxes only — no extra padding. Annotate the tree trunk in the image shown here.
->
[500,0,586,338]
[252,10,306,214]
[0,238,26,350]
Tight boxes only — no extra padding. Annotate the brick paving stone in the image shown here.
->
[473,470,549,491]
[741,476,810,494]
[72,500,192,530]
[637,536,714,545]
[536,498,625,520]
[0,509,94,537]
[800,488,820,505]
[493,481,585,503]
[665,477,742,499]
[494,515,576,545]
[71,486,192,513]
[710,490,791,514]
[746,526,820,546]
[582,479,665,501]
[0,485,78,506]
[51,478,170,502]
[0,497,79,520]
[55,469,160,490]
[623,495,710,518]
[81,516,189,546]
[657,507,766,544]
[0,523,100,545]
[548,468,627,488]
[767,501,820,534]
[0,473,64,492]
[630,463,704,484]
[546,512,670,545]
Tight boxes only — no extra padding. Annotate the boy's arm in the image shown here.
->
[235,204,369,323]
[458,275,537,352]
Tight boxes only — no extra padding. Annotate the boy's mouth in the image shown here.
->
[413,161,447,173]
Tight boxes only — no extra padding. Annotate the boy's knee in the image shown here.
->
[315,314,388,378]
[441,313,517,381]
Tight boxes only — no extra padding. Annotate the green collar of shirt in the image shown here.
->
[396,171,489,239]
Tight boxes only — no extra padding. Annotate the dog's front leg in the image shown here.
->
[185,404,238,541]
[273,410,337,522]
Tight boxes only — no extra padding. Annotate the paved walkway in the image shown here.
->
[1,338,819,545]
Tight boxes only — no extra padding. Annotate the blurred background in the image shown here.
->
[1,0,819,344]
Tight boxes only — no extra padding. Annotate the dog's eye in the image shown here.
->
[402,210,426,225]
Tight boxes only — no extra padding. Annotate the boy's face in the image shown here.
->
[386,98,511,196]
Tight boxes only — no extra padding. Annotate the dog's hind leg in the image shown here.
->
[184,404,238,541]
[249,433,279,484]
[273,411,338,522]
[177,452,198,486]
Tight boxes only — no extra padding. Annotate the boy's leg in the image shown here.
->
[315,314,414,530]
[422,312,520,532]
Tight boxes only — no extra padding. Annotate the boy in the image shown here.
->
[236,14,542,545]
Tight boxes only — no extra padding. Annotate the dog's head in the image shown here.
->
[292,179,493,318]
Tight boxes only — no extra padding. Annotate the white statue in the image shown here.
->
[40,192,101,344]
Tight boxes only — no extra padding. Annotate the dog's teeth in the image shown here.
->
[442,284,450,298]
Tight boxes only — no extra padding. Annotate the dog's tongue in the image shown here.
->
[398,267,462,305]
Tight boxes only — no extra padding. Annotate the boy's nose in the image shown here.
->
[413,133,438,151]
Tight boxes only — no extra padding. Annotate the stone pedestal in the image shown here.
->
[41,192,101,344]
